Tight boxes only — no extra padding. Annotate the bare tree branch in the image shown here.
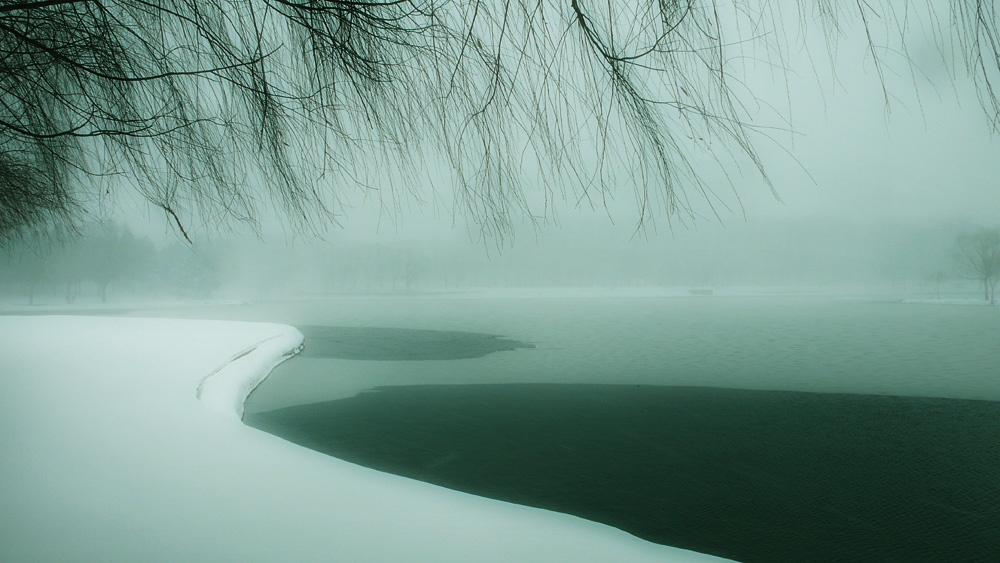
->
[0,1,998,245]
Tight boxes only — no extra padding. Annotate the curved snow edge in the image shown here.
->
[197,325,305,419]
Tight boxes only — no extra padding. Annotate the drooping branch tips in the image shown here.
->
[0,1,998,245]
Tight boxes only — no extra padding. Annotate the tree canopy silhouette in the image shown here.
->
[1,1,998,244]
[956,227,1000,303]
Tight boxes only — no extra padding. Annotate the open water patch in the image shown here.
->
[244,384,1000,562]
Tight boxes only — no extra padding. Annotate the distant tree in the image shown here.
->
[76,222,135,301]
[1,2,999,244]
[956,228,1000,303]
[925,269,950,300]
[404,255,424,291]
[14,245,50,304]
[1,225,63,303]
[155,242,221,298]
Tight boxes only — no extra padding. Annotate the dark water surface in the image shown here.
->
[245,384,1000,562]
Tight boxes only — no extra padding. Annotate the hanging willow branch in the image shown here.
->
[0,1,997,244]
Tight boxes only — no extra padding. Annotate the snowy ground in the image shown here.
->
[0,315,727,562]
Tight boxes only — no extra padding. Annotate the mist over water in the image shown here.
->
[4,4,1000,563]
[1,6,997,561]
[242,295,1000,413]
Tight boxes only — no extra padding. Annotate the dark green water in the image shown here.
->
[246,384,1000,562]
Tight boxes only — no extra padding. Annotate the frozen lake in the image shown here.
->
[190,294,1000,561]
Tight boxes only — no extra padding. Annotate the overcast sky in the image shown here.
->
[335,6,996,241]
[5,4,995,301]
[119,5,999,286]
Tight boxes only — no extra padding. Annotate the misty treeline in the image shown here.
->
[0,222,217,304]
[1,1,999,244]
[955,227,1000,303]
[3,220,997,304]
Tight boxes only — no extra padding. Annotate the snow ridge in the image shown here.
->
[196,327,304,419]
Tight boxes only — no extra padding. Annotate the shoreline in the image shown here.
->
[248,383,1000,562]
[0,314,725,562]
[197,331,304,419]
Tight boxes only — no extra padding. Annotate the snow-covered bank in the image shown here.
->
[196,329,304,419]
[0,315,726,562]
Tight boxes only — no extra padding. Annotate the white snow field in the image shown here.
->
[0,315,728,562]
